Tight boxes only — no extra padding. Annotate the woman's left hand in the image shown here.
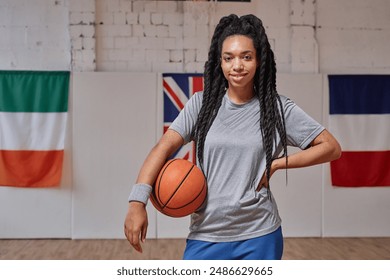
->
[256,172,269,191]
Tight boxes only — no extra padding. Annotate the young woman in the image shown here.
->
[124,14,341,260]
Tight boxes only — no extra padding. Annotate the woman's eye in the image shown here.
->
[223,56,232,62]
[243,55,252,60]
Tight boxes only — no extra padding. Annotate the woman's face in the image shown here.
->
[220,35,258,93]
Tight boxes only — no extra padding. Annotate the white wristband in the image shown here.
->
[128,183,153,205]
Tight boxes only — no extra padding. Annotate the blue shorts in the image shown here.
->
[183,227,283,260]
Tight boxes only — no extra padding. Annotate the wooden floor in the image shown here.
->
[1,238,390,260]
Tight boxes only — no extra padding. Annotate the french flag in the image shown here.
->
[329,75,390,187]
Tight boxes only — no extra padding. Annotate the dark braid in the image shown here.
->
[192,15,237,169]
[193,14,288,184]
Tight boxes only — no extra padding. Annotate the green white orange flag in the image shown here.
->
[0,71,70,187]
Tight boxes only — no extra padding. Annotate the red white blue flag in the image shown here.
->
[329,75,390,187]
[163,73,204,163]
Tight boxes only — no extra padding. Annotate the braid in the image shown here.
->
[193,14,238,169]
[194,14,288,184]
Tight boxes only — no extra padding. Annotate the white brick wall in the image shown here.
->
[0,0,389,73]
[316,0,390,73]
[69,0,96,72]
[95,0,213,72]
[0,0,71,70]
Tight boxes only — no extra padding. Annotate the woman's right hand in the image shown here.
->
[124,201,148,253]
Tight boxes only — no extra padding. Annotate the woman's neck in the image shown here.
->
[227,85,255,104]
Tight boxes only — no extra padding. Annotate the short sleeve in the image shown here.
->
[169,92,203,144]
[281,95,325,149]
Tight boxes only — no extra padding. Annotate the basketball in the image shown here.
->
[150,159,207,218]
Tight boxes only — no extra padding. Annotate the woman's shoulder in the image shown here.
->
[187,91,204,107]
[192,91,204,101]
[277,94,290,103]
[277,93,292,106]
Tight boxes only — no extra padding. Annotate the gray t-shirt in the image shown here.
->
[169,91,324,242]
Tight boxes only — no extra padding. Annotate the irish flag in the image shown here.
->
[329,75,390,187]
[0,71,69,187]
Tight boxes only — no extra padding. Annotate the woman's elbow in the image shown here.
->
[330,139,342,161]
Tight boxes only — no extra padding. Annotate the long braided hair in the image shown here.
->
[192,14,288,185]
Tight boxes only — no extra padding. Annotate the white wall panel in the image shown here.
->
[272,74,324,237]
[72,72,158,239]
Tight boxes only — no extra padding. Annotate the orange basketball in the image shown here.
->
[150,159,207,218]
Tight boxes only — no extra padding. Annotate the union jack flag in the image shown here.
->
[163,73,204,163]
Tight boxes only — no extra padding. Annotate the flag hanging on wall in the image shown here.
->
[329,75,390,187]
[0,71,70,187]
[163,73,203,163]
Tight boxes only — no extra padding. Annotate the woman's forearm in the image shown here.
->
[272,129,341,173]
[136,129,184,185]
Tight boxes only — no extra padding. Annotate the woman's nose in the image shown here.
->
[232,58,243,71]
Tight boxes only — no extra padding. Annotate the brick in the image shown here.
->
[114,25,132,37]
[119,0,132,12]
[196,24,209,38]
[132,49,146,62]
[82,12,96,25]
[183,36,197,49]
[151,13,163,25]
[196,48,208,62]
[97,12,114,25]
[132,24,145,37]
[114,12,126,25]
[183,5,209,25]
[168,25,183,38]
[69,25,83,39]
[96,36,114,49]
[82,38,96,50]
[156,25,169,38]
[184,49,196,63]
[71,49,83,62]
[81,25,95,38]
[97,0,120,12]
[71,37,83,50]
[162,13,183,25]
[114,37,139,49]
[170,50,183,63]
[126,12,138,25]
[108,49,132,61]
[132,1,145,13]
[146,49,170,63]
[139,37,163,49]
[70,12,84,25]
[183,24,196,38]
[163,37,176,50]
[96,47,109,61]
[290,0,315,26]
[156,1,177,13]
[69,0,95,13]
[81,49,96,64]
[144,1,157,12]
[144,25,157,37]
[174,37,184,50]
[155,49,169,62]
[139,12,151,25]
